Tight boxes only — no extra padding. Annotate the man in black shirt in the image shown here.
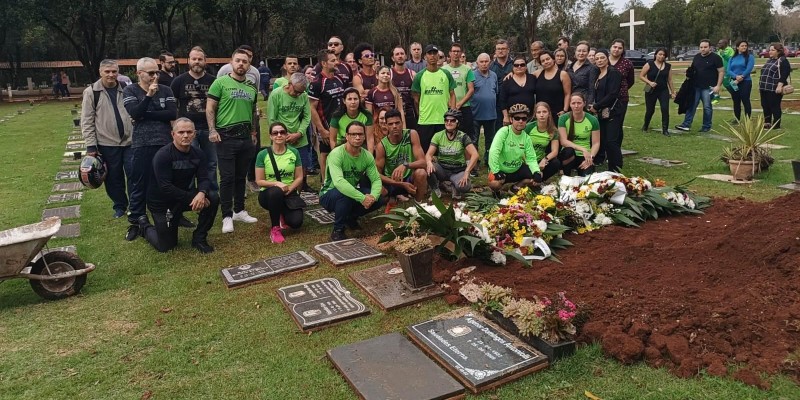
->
[140,118,218,253]
[158,51,178,86]
[675,39,724,133]
[309,49,345,182]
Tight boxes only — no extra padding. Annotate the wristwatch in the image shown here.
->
[402,162,409,169]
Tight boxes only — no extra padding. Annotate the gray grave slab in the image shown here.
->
[703,133,733,142]
[327,333,465,400]
[651,128,685,135]
[31,245,77,263]
[52,182,84,192]
[42,205,81,220]
[63,151,84,159]
[67,140,85,145]
[761,143,789,150]
[67,135,83,141]
[47,192,84,204]
[276,277,369,332]
[637,157,686,167]
[299,191,320,206]
[62,158,81,165]
[54,223,80,238]
[55,170,79,181]
[220,251,317,289]
[305,208,334,224]
[698,174,759,184]
[778,183,800,191]
[407,308,548,394]
[314,239,383,266]
[349,262,444,311]
[621,149,638,156]
[66,143,84,150]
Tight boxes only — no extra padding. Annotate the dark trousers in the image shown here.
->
[404,106,418,131]
[643,90,670,130]
[320,186,385,231]
[730,80,752,121]
[472,119,496,167]
[128,145,162,223]
[247,122,262,182]
[458,105,475,144]
[143,192,219,252]
[191,129,219,191]
[217,137,255,218]
[258,187,304,228]
[559,148,595,176]
[599,115,624,173]
[98,144,133,214]
[416,124,444,153]
[540,157,562,181]
[760,90,783,128]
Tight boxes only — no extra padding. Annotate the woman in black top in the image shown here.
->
[499,55,536,126]
[587,49,624,173]
[535,51,572,119]
[758,43,792,129]
[568,41,593,94]
[639,48,675,136]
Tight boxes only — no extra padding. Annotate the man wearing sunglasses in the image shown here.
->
[122,57,177,241]
[411,44,456,153]
[352,42,378,99]
[487,103,542,194]
[314,36,352,88]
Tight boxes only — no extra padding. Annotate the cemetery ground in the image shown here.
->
[0,82,799,399]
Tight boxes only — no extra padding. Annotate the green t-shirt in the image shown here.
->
[441,64,475,106]
[272,77,288,91]
[255,147,301,186]
[267,86,312,148]
[329,111,373,146]
[320,145,382,202]
[525,121,557,162]
[558,113,599,157]
[207,75,257,131]
[411,69,456,125]
[380,130,414,178]
[488,126,540,174]
[430,129,473,168]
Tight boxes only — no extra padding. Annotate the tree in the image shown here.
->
[773,10,800,44]
[141,0,188,52]
[724,0,773,42]
[579,0,619,48]
[649,0,686,55]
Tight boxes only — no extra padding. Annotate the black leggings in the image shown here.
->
[643,90,670,129]
[730,80,752,120]
[760,90,783,128]
[539,157,562,181]
[257,187,304,228]
[559,148,595,176]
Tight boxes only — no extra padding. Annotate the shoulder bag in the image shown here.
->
[778,59,794,94]
[643,62,661,94]
[266,147,307,210]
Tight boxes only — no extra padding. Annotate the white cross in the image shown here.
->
[619,9,645,50]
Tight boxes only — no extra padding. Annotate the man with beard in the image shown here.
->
[171,46,217,191]
[309,49,346,182]
[272,55,299,91]
[207,48,260,234]
[411,45,456,152]
[158,51,178,86]
[315,36,352,88]
[390,46,418,129]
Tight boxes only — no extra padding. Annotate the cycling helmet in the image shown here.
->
[79,154,107,189]
[508,103,530,116]
[443,108,462,120]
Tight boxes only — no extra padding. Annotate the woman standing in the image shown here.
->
[727,41,755,122]
[329,87,374,151]
[525,102,562,181]
[554,48,569,72]
[366,65,406,127]
[558,93,601,176]
[587,50,623,172]
[534,51,572,120]
[499,55,537,126]
[256,122,305,244]
[759,43,792,129]
[639,48,675,136]
[569,41,593,94]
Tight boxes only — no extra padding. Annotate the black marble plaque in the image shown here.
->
[55,170,79,180]
[299,191,320,206]
[47,192,83,204]
[54,223,80,238]
[305,208,334,224]
[276,277,369,332]
[42,205,81,220]
[52,182,84,192]
[220,251,317,288]
[327,333,465,400]
[349,262,444,311]
[314,239,383,266]
[407,309,548,393]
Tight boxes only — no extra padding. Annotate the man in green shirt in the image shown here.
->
[319,121,384,241]
[425,109,479,199]
[717,39,735,93]
[442,42,476,155]
[411,44,456,152]
[272,55,299,91]
[267,72,314,192]
[375,109,428,202]
[487,104,541,193]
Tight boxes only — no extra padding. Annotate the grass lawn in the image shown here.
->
[0,76,798,399]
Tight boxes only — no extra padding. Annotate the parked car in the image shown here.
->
[645,51,655,61]
[625,50,647,68]
[676,49,701,61]
[786,47,797,57]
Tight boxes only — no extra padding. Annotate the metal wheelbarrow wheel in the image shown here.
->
[29,251,87,300]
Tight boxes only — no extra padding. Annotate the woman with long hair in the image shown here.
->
[569,41,592,94]
[329,87,375,152]
[534,50,572,120]
[558,93,600,176]
[525,102,562,181]
[639,47,675,136]
[758,43,791,129]
[587,49,623,172]
[727,41,755,123]
[499,55,537,126]
[374,107,390,148]
[366,65,406,127]
[554,48,569,72]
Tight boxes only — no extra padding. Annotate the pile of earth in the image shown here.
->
[434,191,800,389]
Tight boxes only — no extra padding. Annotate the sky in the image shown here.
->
[609,0,785,13]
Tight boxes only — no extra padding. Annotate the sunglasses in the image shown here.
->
[444,118,458,123]
[513,63,526,67]
[328,42,342,47]
[512,116,528,121]
[271,130,288,136]
[142,70,159,76]
[362,53,375,59]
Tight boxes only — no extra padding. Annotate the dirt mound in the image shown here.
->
[436,192,800,388]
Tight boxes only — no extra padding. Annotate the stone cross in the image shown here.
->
[619,9,645,50]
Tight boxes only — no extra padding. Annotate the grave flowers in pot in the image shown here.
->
[719,114,783,181]
[382,221,435,289]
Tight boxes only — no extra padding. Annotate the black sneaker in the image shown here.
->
[113,209,126,219]
[330,229,347,241]
[125,224,140,241]
[178,215,196,228]
[192,241,215,254]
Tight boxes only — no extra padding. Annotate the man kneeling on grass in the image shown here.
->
[140,117,218,253]
[319,121,385,241]
[375,109,428,204]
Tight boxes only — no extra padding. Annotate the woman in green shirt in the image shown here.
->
[329,87,374,153]
[255,122,304,244]
[525,102,562,181]
[558,93,600,176]
[487,103,542,193]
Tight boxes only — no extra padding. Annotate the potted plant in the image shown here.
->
[384,221,435,289]
[720,114,783,181]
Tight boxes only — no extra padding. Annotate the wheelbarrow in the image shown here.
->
[0,217,95,300]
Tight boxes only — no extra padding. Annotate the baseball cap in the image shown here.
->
[424,45,439,54]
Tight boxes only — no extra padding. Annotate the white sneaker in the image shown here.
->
[222,217,234,233]
[232,210,258,223]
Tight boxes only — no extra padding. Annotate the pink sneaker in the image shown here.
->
[270,226,285,244]
[279,215,288,229]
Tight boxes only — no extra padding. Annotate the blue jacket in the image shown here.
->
[726,53,754,81]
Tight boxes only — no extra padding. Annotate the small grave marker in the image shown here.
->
[299,191,319,206]
[54,223,80,238]
[762,143,789,150]
[327,333,465,400]
[276,277,369,332]
[31,245,77,262]
[67,135,82,141]
[637,157,686,167]
[220,251,317,288]
[42,205,81,220]
[704,133,733,142]
[52,182,84,192]
[698,174,759,184]
[305,208,334,224]
[47,192,83,204]
[62,158,81,165]
[621,149,638,156]
[65,143,84,150]
[407,308,548,393]
[63,151,84,159]
[314,239,383,266]
[651,128,684,135]
[55,170,79,181]
[778,183,800,191]
[349,262,444,310]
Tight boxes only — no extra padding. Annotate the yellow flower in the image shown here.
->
[535,195,555,209]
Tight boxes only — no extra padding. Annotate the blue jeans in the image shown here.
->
[681,87,713,130]
[296,145,312,169]
[472,119,496,167]
[128,145,162,223]
[97,145,133,214]
[319,186,385,231]
[191,129,219,191]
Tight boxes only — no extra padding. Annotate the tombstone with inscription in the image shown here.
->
[407,308,548,393]
[42,205,81,220]
[305,208,334,224]
[47,192,83,204]
[349,262,444,311]
[314,239,383,266]
[299,191,319,206]
[55,170,79,181]
[220,251,317,288]
[276,277,370,331]
[52,182,84,192]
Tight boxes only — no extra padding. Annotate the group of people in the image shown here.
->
[51,70,71,98]
[80,36,793,252]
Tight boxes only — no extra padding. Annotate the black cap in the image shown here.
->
[424,44,439,54]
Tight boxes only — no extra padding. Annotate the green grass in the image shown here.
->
[0,89,798,399]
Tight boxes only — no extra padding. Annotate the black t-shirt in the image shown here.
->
[158,72,175,87]
[691,53,723,88]
[499,74,536,111]
[308,74,345,129]
[170,72,216,129]
[314,62,352,88]
[147,143,209,212]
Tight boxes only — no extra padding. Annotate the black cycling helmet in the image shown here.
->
[79,154,107,189]
[444,108,462,120]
